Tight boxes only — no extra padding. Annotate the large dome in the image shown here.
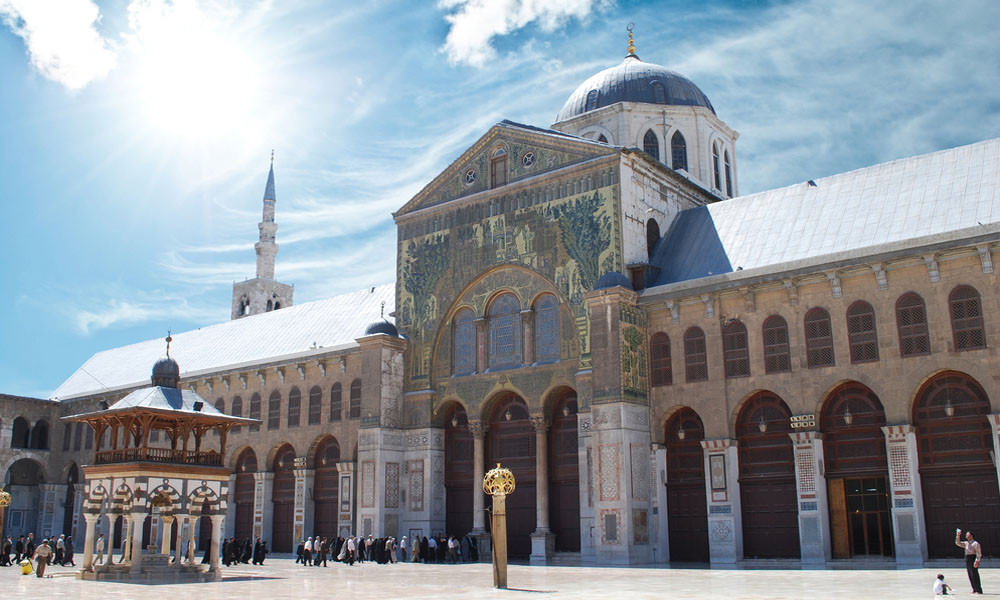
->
[556,55,714,123]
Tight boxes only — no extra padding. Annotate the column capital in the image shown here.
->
[881,424,916,439]
[468,421,485,437]
[700,438,736,451]
[988,413,1000,431]
[83,512,100,523]
[530,416,550,432]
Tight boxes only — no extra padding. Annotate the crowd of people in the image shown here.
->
[0,533,77,577]
[286,533,480,566]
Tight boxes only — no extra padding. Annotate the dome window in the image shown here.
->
[585,89,599,111]
[671,131,688,171]
[643,130,659,162]
[651,80,666,104]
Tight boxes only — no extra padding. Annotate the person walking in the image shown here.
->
[410,536,420,562]
[94,534,105,565]
[303,537,313,566]
[63,536,75,566]
[346,536,356,566]
[399,536,408,563]
[1,536,11,566]
[956,529,984,594]
[295,539,304,564]
[317,537,328,567]
[14,535,25,564]
[33,539,53,578]
[54,534,65,566]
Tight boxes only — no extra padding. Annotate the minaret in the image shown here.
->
[231,153,294,320]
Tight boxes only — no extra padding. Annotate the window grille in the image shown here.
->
[330,383,342,422]
[349,379,361,419]
[949,285,986,350]
[249,393,261,432]
[762,315,791,373]
[267,391,281,431]
[650,332,672,386]
[231,396,243,433]
[671,131,688,171]
[534,295,560,363]
[489,293,522,368]
[804,308,835,367]
[287,387,301,428]
[684,327,708,382]
[643,130,659,161]
[896,292,930,357]
[308,386,322,425]
[847,301,879,363]
[723,321,750,378]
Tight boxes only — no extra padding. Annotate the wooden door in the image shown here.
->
[549,395,579,552]
[235,503,253,540]
[739,479,799,558]
[828,478,850,558]
[198,516,212,550]
[313,438,340,541]
[665,407,709,562]
[271,445,296,553]
[487,396,535,559]
[445,407,474,538]
[922,469,1000,558]
[271,502,293,552]
[234,449,257,540]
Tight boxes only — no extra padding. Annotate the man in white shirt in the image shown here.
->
[427,535,438,563]
[399,536,408,562]
[94,534,105,565]
[346,536,356,566]
[303,537,313,566]
[956,529,983,594]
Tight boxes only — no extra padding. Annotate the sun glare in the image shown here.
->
[126,2,260,142]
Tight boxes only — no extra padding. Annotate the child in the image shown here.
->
[934,574,952,595]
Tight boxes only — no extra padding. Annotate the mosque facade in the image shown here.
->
[3,34,1000,567]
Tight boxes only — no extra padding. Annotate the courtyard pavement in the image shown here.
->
[1,555,994,598]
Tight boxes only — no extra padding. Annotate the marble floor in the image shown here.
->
[2,556,993,599]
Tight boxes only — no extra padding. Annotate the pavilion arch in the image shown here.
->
[147,482,183,513]
[306,434,343,468]
[188,485,221,515]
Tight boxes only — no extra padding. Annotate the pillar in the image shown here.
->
[38,483,67,538]
[104,513,118,565]
[652,445,669,564]
[335,462,355,538]
[160,516,174,555]
[790,431,831,564]
[224,474,237,539]
[469,422,490,561]
[576,409,595,563]
[700,438,742,564]
[530,416,555,564]
[121,514,133,564]
[129,509,145,571]
[881,425,928,564]
[252,473,274,542]
[989,415,1000,503]
[209,514,224,574]
[174,514,189,568]
[294,468,314,543]
[82,513,99,571]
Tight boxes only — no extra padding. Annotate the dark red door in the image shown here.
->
[314,437,340,541]
[549,393,579,552]
[234,449,257,540]
[737,393,800,559]
[665,408,709,562]
[272,445,296,553]
[487,395,536,559]
[445,406,473,538]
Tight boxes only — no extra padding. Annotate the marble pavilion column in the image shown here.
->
[174,514,189,567]
[121,514,133,564]
[530,415,554,564]
[82,513,99,571]
[209,514,224,574]
[469,421,490,561]
[129,507,145,571]
[160,516,175,555]
[104,513,118,565]
[789,431,831,564]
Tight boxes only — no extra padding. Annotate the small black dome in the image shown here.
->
[151,357,180,388]
[594,272,633,291]
[364,321,399,337]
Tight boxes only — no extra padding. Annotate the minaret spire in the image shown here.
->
[256,151,278,279]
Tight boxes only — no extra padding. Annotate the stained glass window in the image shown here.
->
[453,308,477,375]
[489,293,522,368]
[534,294,560,363]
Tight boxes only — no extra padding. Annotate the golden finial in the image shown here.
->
[270,149,274,164]
[165,330,172,358]
[626,23,636,56]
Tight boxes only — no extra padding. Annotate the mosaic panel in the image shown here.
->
[361,460,375,508]
[409,460,424,512]
[632,509,649,545]
[630,443,649,501]
[601,509,620,544]
[599,443,620,502]
[432,455,445,516]
[385,462,400,509]
[795,448,816,493]
[586,446,594,507]
[711,519,733,542]
[708,504,732,515]
[894,497,914,509]
[889,444,911,488]
[800,501,818,512]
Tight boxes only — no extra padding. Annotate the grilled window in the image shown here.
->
[534,294,560,363]
[650,332,672,386]
[762,315,791,373]
[287,387,301,428]
[267,391,281,431]
[847,300,879,363]
[949,285,986,350]
[896,292,930,357]
[805,307,835,367]
[585,89,599,111]
[671,130,688,171]
[453,308,477,375]
[684,327,708,382]
[723,320,750,378]
[489,293,522,369]
[308,386,322,425]
[330,383,342,422]
[349,379,361,419]
[231,396,243,433]
[491,148,507,188]
[643,130,659,161]
[249,393,261,432]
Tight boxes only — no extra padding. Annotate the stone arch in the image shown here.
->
[653,404,693,445]
[228,444,258,471]
[728,387,798,435]
[433,397,472,428]
[306,434,342,468]
[908,364,1000,414]
[29,418,49,449]
[148,481,184,514]
[540,385,577,422]
[810,374,889,419]
[188,484,221,514]
[478,385,534,423]
[265,441,298,472]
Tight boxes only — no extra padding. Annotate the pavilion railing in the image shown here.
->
[94,447,223,466]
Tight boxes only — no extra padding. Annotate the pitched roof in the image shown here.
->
[52,284,395,401]
[649,138,1000,287]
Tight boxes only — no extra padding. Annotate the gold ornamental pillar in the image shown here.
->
[0,490,10,540]
[483,463,515,589]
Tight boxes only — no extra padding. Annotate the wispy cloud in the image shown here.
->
[0,0,117,90]
[72,294,220,335]
[439,0,612,67]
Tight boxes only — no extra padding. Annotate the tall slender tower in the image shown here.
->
[232,153,294,320]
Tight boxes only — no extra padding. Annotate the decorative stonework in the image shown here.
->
[408,460,424,511]
[630,443,649,501]
[586,447,594,507]
[889,445,911,489]
[361,460,375,508]
[632,509,648,544]
[795,448,816,493]
[599,443,620,501]
[600,508,621,544]
[385,462,400,508]
[432,455,445,516]
[711,519,733,542]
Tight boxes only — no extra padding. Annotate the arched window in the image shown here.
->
[330,383,343,422]
[249,393,262,432]
[11,417,29,448]
[949,285,986,350]
[452,308,476,375]
[724,150,733,197]
[646,218,660,259]
[30,420,48,449]
[491,148,508,188]
[896,292,930,356]
[72,422,83,450]
[643,130,659,161]
[847,300,879,363]
[349,379,362,419]
[488,293,522,369]
[308,386,322,425]
[533,294,560,363]
[804,307,835,368]
[650,332,672,386]
[231,396,243,433]
[84,426,93,450]
[671,131,688,171]
[62,423,72,451]
[684,327,708,382]
[712,143,721,190]
[287,387,301,428]
[266,299,273,311]
[214,398,225,436]
[585,89,599,111]
[723,320,750,378]
[597,134,608,144]
[762,315,791,373]
[651,80,666,104]
[268,391,281,430]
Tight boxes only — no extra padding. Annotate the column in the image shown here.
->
[121,514,133,564]
[209,514,224,574]
[789,431,831,564]
[881,425,928,564]
[252,473,274,542]
[82,513,99,571]
[224,474,237,539]
[335,462,355,538]
[160,516,174,555]
[989,415,1000,501]
[129,509,145,571]
[294,468,315,543]
[469,422,490,562]
[174,515,188,568]
[700,438,742,564]
[652,445,669,564]
[529,416,555,564]
[104,513,118,565]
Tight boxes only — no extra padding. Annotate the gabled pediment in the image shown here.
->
[395,120,618,218]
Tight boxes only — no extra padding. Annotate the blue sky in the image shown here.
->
[1,0,998,398]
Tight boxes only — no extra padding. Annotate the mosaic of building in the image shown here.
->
[3,32,1000,569]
